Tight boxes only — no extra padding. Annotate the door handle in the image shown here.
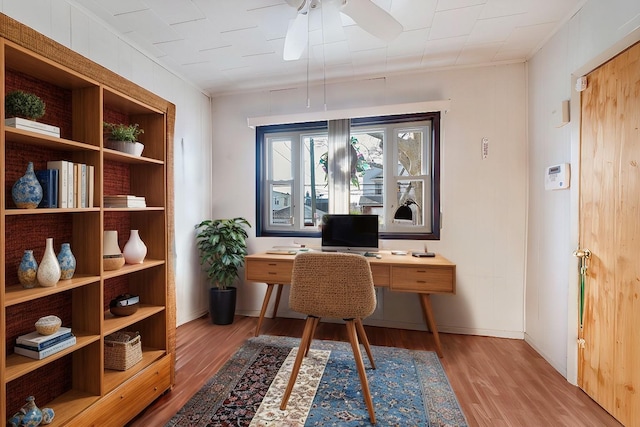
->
[573,248,591,259]
[573,246,591,348]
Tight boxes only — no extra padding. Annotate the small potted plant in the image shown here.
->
[103,122,144,156]
[5,90,45,121]
[195,217,251,325]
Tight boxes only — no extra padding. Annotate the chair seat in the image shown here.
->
[280,252,377,424]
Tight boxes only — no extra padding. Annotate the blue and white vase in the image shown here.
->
[21,396,43,427]
[57,242,76,280]
[12,162,43,209]
[41,407,55,424]
[18,250,39,288]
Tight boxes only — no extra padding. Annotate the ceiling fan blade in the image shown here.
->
[340,0,403,42]
[283,11,309,61]
[284,0,305,8]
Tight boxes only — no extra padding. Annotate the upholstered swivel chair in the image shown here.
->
[279,251,378,424]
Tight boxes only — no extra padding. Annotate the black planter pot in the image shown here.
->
[209,287,236,325]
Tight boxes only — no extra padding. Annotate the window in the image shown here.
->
[256,112,441,239]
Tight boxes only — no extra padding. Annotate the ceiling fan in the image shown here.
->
[283,0,403,61]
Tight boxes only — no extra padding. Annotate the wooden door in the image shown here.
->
[579,41,640,426]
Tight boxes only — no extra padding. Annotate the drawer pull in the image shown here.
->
[154,387,158,391]
[417,270,426,273]
[268,263,277,266]
[417,280,426,283]
[268,272,277,275]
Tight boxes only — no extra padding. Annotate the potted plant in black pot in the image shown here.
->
[195,217,251,325]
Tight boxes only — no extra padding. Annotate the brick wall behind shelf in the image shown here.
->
[6,355,73,416]
[6,69,73,139]
[103,160,131,195]
[4,142,74,209]
[4,215,73,287]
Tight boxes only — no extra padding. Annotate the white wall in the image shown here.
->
[526,0,640,380]
[212,64,528,338]
[0,2,215,326]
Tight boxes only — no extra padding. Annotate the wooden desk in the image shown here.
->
[245,251,456,357]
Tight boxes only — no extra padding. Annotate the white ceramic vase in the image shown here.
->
[123,230,147,264]
[103,230,125,270]
[37,238,61,287]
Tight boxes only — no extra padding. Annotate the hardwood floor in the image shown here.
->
[128,315,622,427]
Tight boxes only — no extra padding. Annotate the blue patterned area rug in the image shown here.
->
[165,335,468,427]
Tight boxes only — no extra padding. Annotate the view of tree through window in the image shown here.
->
[256,112,440,239]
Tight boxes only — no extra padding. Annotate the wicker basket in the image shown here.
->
[104,331,142,371]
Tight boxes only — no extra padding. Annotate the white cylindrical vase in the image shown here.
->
[103,230,125,270]
[37,238,61,287]
[123,230,147,264]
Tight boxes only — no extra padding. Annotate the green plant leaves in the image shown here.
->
[195,217,251,290]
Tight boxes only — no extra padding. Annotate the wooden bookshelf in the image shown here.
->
[1,14,175,427]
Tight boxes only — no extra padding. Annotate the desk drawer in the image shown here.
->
[246,259,293,283]
[370,264,390,286]
[391,266,455,293]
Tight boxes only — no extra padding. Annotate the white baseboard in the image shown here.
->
[524,332,568,380]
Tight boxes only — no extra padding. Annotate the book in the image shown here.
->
[16,331,73,351]
[68,161,75,208]
[104,201,147,208]
[80,163,87,208]
[104,195,146,201]
[17,326,72,346]
[5,117,60,137]
[35,169,58,208]
[46,160,70,208]
[87,165,94,208]
[73,163,79,208]
[14,335,76,360]
[104,195,147,208]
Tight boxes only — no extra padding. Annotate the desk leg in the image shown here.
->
[255,283,276,337]
[271,284,283,319]
[419,294,444,358]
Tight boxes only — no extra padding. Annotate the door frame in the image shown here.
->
[565,28,640,385]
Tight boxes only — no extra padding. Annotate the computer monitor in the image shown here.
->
[321,214,379,253]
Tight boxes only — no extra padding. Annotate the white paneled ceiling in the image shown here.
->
[69,0,584,96]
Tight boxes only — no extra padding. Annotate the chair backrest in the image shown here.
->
[289,252,376,319]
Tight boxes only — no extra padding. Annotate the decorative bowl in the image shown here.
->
[35,315,62,335]
[109,294,140,316]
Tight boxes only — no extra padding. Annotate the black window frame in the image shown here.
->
[255,112,441,240]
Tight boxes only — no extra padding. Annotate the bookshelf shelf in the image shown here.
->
[5,333,100,382]
[1,17,174,427]
[4,275,101,306]
[4,128,101,151]
[103,148,165,165]
[103,305,166,336]
[103,349,165,393]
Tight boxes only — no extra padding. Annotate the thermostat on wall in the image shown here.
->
[545,163,570,190]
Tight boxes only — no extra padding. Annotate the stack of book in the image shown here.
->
[104,195,146,208]
[5,117,61,138]
[42,160,95,208]
[15,327,76,360]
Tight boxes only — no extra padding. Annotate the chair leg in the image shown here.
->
[355,318,376,369]
[305,316,320,357]
[346,320,376,424]
[280,316,315,410]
